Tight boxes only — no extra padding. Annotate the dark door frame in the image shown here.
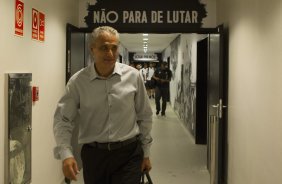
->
[66,23,222,83]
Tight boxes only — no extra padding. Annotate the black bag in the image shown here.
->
[140,171,153,184]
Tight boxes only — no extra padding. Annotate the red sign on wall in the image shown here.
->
[15,0,24,36]
[39,12,45,42]
[32,8,39,40]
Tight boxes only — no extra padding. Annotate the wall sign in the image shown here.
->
[32,8,39,40]
[39,12,45,42]
[84,0,207,31]
[31,9,45,42]
[133,53,158,61]
[15,0,24,36]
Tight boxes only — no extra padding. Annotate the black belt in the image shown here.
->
[87,136,138,151]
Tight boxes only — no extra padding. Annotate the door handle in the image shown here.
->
[211,104,220,117]
[212,103,226,109]
[219,99,227,118]
[212,104,219,108]
[211,99,227,119]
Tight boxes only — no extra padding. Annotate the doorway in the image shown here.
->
[65,24,227,184]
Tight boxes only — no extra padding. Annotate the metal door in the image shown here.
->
[207,26,227,184]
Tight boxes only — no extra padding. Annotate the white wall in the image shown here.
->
[0,0,78,183]
[216,0,282,183]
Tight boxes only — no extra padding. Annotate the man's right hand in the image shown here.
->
[62,157,79,181]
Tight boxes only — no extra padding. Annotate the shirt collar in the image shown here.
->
[89,62,122,81]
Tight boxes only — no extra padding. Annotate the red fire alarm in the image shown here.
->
[32,86,39,102]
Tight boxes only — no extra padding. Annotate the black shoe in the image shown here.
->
[149,96,151,99]
[152,95,155,98]
[156,111,159,115]
[161,112,165,116]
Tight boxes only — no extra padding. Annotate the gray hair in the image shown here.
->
[89,26,119,48]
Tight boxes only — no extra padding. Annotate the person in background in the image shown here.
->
[152,62,172,116]
[53,26,153,184]
[140,63,148,83]
[136,63,142,71]
[145,62,155,99]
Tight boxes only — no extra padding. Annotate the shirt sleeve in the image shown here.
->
[135,72,153,158]
[53,79,79,160]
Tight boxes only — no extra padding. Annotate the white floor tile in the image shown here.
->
[149,100,210,184]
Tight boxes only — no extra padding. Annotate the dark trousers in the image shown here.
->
[155,87,169,114]
[81,141,144,184]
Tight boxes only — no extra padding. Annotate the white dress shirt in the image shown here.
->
[146,67,155,80]
[53,62,153,160]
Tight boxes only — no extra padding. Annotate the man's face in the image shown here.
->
[91,32,119,69]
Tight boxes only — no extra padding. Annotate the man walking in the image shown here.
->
[53,26,153,184]
[152,62,172,116]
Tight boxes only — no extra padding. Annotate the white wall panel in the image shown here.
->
[216,0,282,183]
[0,0,78,183]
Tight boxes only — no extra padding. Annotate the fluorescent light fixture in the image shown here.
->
[143,33,148,36]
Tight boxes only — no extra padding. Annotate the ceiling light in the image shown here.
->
[143,38,148,41]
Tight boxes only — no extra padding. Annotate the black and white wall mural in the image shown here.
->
[179,38,195,133]
[163,34,207,137]
[170,35,180,80]
[8,73,32,184]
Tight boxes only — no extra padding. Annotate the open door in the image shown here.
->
[207,26,227,184]
[196,37,208,144]
[66,24,88,83]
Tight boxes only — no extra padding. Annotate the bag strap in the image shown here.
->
[145,171,153,184]
[140,172,145,184]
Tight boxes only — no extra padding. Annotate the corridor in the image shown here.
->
[73,99,209,184]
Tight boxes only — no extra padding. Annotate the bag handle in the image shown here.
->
[141,171,153,184]
[141,172,145,184]
[145,171,153,184]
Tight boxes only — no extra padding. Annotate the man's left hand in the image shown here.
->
[141,157,152,172]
